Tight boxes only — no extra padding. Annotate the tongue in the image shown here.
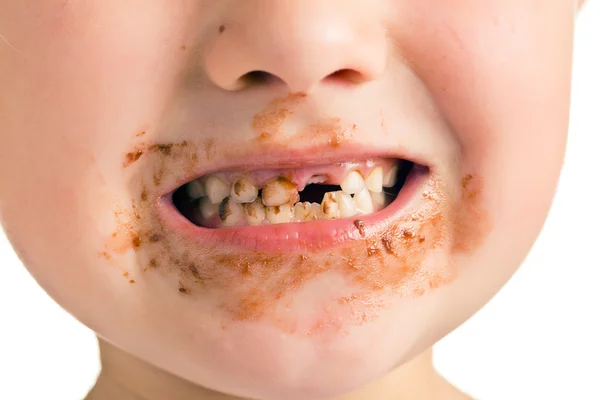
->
[205,158,396,191]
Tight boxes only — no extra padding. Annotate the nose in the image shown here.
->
[204,0,388,92]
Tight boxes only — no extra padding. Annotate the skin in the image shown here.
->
[0,1,585,399]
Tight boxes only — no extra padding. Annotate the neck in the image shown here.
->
[86,338,469,400]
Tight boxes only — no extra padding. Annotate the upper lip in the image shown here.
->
[161,142,430,198]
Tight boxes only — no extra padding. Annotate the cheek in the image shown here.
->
[0,1,190,286]
[393,0,573,236]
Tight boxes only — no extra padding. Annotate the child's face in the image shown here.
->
[0,1,578,399]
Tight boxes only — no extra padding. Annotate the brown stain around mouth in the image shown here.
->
[103,101,492,336]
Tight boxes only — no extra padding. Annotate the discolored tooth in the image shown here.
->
[340,170,365,195]
[310,203,323,219]
[266,204,295,224]
[365,167,383,193]
[294,202,312,221]
[198,197,219,220]
[336,191,356,218]
[383,164,398,188]
[294,202,322,221]
[219,197,245,227]
[262,176,300,207]
[354,188,374,214]
[186,179,206,199]
[321,192,340,219]
[244,197,266,226]
[231,178,258,204]
[371,191,386,211]
[206,175,230,204]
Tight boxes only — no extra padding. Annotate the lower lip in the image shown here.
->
[157,166,430,253]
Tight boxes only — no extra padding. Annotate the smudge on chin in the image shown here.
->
[100,97,492,335]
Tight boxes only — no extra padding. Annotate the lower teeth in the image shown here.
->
[174,161,412,228]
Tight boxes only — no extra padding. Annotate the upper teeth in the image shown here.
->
[186,179,206,199]
[340,171,365,194]
[205,176,230,204]
[190,163,397,227]
[365,167,383,193]
[383,165,398,188]
[230,178,259,204]
[261,176,300,207]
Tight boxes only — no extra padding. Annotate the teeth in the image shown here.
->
[383,165,398,188]
[205,176,230,204]
[262,177,300,207]
[340,171,365,195]
[219,197,245,227]
[186,179,206,199]
[198,197,219,220]
[266,204,295,224]
[310,203,323,219]
[307,175,328,185]
[354,188,374,214]
[294,202,312,221]
[365,167,383,193]
[230,178,259,204]
[336,191,356,218]
[294,202,323,221]
[371,191,386,211]
[244,197,266,226]
[321,192,340,219]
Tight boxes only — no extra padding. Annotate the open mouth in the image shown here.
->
[172,158,418,229]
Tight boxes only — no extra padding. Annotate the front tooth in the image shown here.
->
[337,191,356,218]
[198,197,219,220]
[383,165,398,188]
[354,188,374,214]
[186,179,206,199]
[371,191,386,211]
[266,204,294,224]
[294,202,312,221]
[206,176,230,204]
[365,167,383,193]
[340,171,365,194]
[262,177,300,207]
[294,202,322,221]
[231,178,258,203]
[321,192,340,219]
[219,197,245,227]
[244,197,266,226]
[310,203,323,219]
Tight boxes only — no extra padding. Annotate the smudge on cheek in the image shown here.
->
[100,106,491,335]
[102,141,490,334]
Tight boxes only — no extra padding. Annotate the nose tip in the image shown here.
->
[204,2,388,92]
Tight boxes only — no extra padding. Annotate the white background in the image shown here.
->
[1,3,599,399]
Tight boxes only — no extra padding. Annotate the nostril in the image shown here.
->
[237,70,283,88]
[324,69,366,85]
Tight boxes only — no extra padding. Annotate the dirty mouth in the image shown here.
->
[172,159,416,229]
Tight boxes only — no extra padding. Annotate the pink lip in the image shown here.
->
[157,165,429,253]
